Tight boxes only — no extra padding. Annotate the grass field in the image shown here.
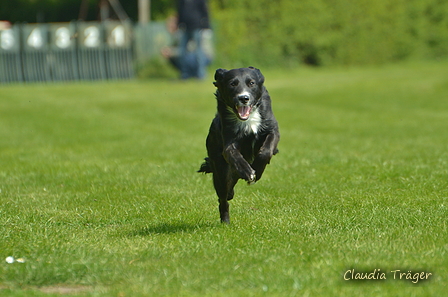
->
[1,61,447,296]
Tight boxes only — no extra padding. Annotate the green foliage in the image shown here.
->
[0,0,174,23]
[1,60,448,295]
[0,0,82,23]
[136,56,179,79]
[210,0,448,67]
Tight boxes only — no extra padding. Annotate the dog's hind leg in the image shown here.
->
[212,170,238,224]
[218,198,230,224]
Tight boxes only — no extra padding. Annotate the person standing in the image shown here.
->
[177,0,210,79]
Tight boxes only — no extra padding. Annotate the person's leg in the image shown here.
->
[193,29,207,79]
[179,29,192,79]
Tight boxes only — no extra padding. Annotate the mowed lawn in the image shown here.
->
[1,61,447,296]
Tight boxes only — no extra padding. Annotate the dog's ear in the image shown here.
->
[213,68,227,87]
[249,66,265,85]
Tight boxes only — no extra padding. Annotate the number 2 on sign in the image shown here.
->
[84,26,100,48]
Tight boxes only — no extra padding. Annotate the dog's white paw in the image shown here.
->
[247,173,256,185]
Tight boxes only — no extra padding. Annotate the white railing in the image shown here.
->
[0,21,135,83]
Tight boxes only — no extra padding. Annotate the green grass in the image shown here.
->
[1,61,447,296]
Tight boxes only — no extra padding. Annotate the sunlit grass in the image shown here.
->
[1,61,447,296]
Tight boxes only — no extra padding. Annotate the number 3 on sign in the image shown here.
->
[55,27,71,49]
[84,26,100,48]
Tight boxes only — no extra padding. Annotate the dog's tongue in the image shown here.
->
[237,106,251,120]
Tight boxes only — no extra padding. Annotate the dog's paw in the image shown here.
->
[238,166,256,184]
[246,171,256,185]
[233,158,256,184]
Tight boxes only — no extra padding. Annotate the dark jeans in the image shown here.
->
[179,29,207,79]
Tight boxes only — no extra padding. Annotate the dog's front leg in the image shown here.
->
[252,132,280,181]
[223,143,256,184]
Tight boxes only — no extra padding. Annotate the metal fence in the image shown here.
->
[0,21,135,83]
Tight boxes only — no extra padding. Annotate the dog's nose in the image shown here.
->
[238,94,250,104]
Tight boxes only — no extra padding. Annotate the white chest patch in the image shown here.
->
[230,108,262,136]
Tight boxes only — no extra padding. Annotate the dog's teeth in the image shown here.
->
[237,106,251,119]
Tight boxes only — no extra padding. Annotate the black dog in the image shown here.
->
[198,67,280,223]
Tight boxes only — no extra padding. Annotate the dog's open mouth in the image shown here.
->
[236,105,252,120]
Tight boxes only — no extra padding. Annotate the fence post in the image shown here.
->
[0,25,23,83]
[104,20,134,79]
[21,23,51,82]
[77,22,107,80]
[48,22,79,81]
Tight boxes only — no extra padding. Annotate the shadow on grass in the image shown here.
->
[130,221,217,236]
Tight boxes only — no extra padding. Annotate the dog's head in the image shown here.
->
[213,67,265,121]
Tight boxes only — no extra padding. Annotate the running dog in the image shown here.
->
[198,67,280,223]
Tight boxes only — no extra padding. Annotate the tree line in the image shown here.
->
[211,0,448,66]
[2,0,447,66]
[0,0,172,23]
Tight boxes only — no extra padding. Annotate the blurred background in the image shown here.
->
[1,0,448,82]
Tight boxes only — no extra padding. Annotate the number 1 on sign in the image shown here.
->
[110,25,125,47]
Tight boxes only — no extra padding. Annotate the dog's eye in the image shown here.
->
[230,81,239,87]
[248,80,255,87]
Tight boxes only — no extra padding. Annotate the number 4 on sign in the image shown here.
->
[27,28,43,49]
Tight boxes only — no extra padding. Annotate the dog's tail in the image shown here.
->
[198,157,212,173]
